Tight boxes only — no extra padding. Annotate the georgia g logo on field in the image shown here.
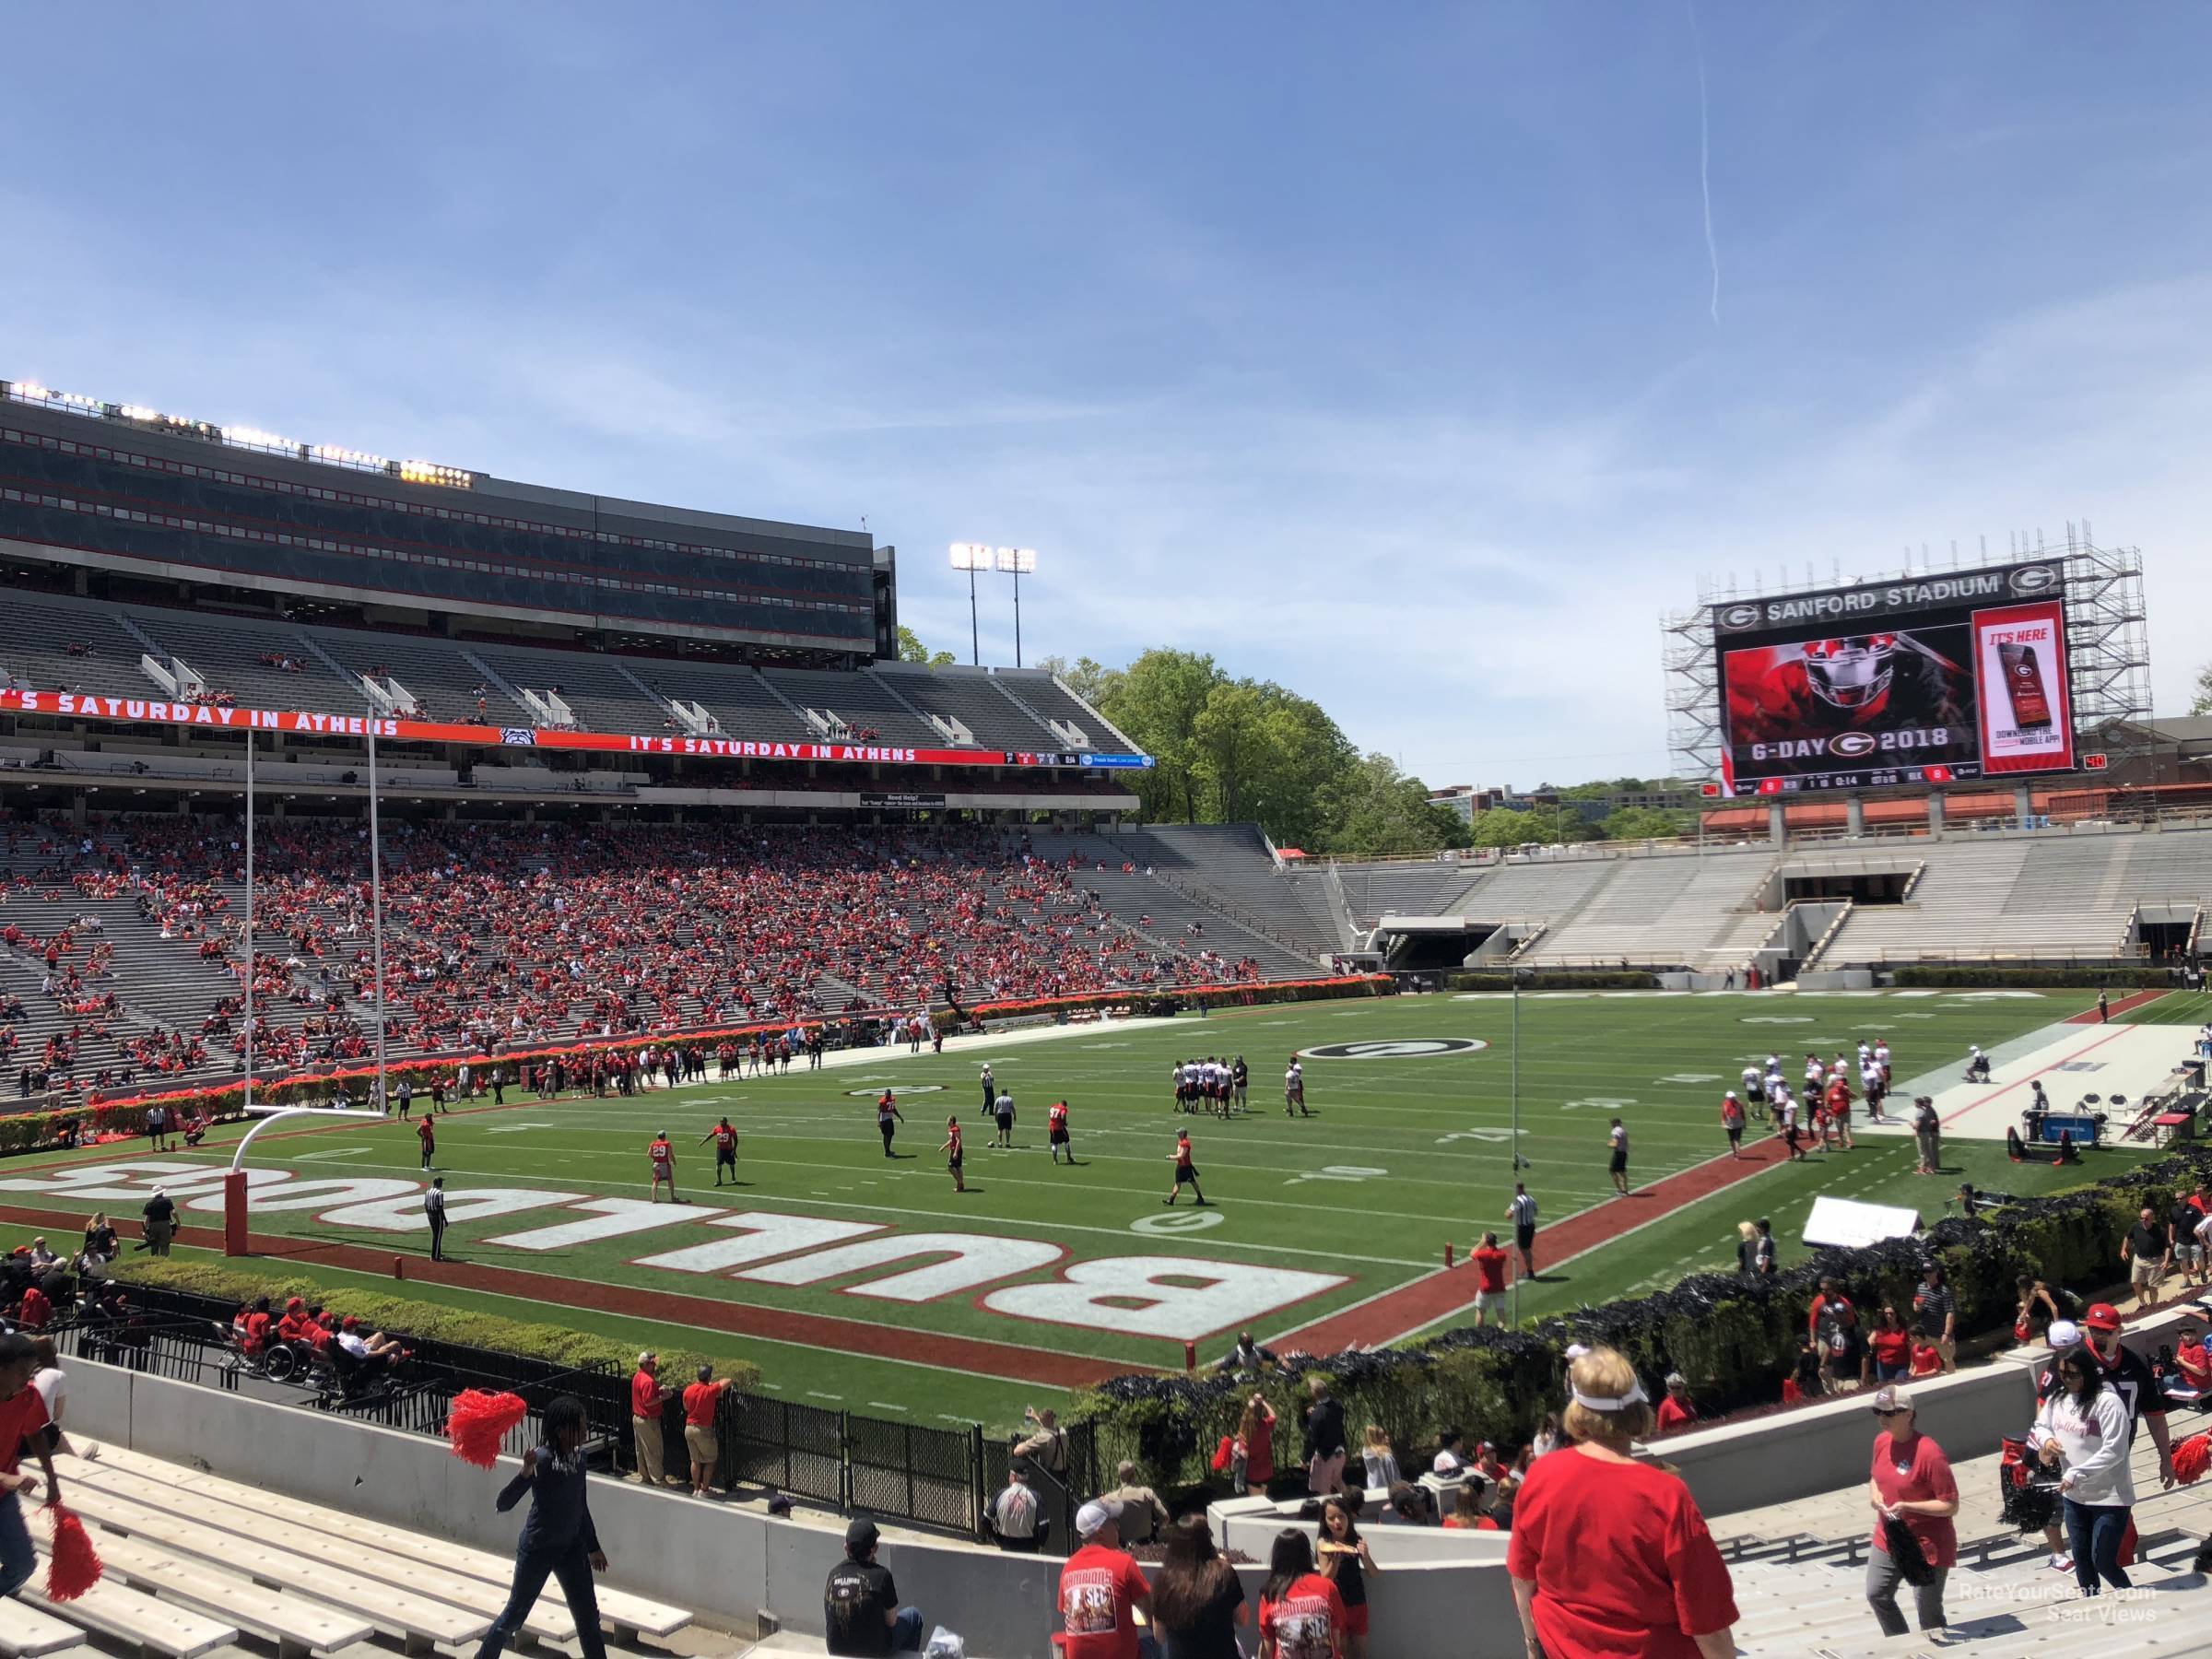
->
[1717,603,1761,630]
[1299,1039,1489,1060]
[1829,731,1877,759]
[500,728,537,747]
[2009,564,2059,594]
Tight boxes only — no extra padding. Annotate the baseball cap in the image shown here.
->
[341,1315,359,1331]
[1867,1385,1912,1414]
[2083,1303,2123,1334]
[1664,1372,1687,1389]
[1075,1498,1123,1537]
[637,1350,654,1366]
[845,1518,879,1548]
[2045,1319,2082,1348]
[1564,1344,1591,1360]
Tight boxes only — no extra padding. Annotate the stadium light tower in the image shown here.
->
[949,543,990,665]
[995,546,1038,667]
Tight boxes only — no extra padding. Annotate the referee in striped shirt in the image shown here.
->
[1508,1183,1539,1280]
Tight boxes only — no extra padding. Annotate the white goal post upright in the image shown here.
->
[222,712,394,1256]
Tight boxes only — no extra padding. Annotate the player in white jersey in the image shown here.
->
[1874,1040,1892,1082]
[1171,1062,1189,1112]
[1285,1059,1308,1116]
[1805,1054,1825,1096]
[1741,1065,1765,1106]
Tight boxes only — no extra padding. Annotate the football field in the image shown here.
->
[0,986,2159,1428]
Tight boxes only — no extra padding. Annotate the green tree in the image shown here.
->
[1036,654,1120,708]
[2194,661,2212,716]
[1465,807,1542,850]
[1321,753,1466,857]
[896,626,955,667]
[1094,649,1222,823]
[1599,805,1691,841]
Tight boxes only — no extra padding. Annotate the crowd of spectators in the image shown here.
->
[0,812,1269,1097]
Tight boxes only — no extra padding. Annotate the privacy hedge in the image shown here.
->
[1447,971,1661,992]
[103,1257,762,1391]
[1890,966,2171,990]
[1072,1146,2209,1485]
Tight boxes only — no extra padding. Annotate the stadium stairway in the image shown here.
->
[1332,860,1489,933]
[1710,1425,2210,1656]
[1028,831,1322,978]
[1098,826,1343,958]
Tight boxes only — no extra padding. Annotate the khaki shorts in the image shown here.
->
[2132,1258,2163,1287]
[685,1423,719,1464]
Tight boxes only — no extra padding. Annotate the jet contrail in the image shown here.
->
[1688,0,1720,324]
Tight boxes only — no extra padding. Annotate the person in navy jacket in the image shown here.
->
[477,1395,609,1659]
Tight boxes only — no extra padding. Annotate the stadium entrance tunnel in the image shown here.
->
[1782,866,1912,905]
[1371,915,1498,971]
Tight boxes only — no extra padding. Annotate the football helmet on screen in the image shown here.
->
[1800,635,1898,710]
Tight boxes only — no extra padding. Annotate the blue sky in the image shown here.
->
[6,5,2210,786]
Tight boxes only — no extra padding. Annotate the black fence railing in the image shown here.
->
[76,1281,1020,1540]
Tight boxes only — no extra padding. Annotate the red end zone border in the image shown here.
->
[0,1202,1124,1390]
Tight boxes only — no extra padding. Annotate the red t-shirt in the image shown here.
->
[1910,1344,1943,1378]
[1175,1139,1193,1170]
[2177,1339,2212,1387]
[1473,1246,1509,1294]
[0,1388,49,1476]
[1049,1105,1068,1131]
[17,1289,48,1331]
[651,1139,673,1168]
[713,1128,736,1153]
[418,1119,434,1144]
[1057,1540,1152,1659]
[1257,1571,1347,1659]
[1869,1329,1910,1371]
[1870,1431,1959,1569]
[1655,1395,1696,1435]
[631,1370,663,1418]
[242,1311,271,1353]
[1505,1445,1738,1659]
[682,1381,724,1426]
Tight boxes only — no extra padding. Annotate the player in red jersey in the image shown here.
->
[416,1113,436,1171]
[649,1131,679,1202]
[1824,1075,1855,1151]
[940,1117,966,1193]
[1165,1129,1207,1206]
[700,1116,740,1185]
[1048,1100,1074,1165]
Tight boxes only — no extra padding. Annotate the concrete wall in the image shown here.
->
[65,1362,1524,1659]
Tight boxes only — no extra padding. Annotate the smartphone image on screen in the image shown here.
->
[1998,641,2053,730]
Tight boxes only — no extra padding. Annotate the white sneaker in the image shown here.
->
[2049,1552,2073,1572]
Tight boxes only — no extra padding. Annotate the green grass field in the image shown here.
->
[0,985,2167,1428]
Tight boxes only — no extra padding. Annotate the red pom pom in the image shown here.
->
[2174,1432,2210,1487]
[446,1389,530,1468]
[44,1503,102,1602]
[1781,1378,1802,1406]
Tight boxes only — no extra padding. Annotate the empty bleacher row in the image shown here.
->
[0,589,1136,755]
[1513,848,1776,969]
[0,1442,698,1659]
[1808,827,2212,965]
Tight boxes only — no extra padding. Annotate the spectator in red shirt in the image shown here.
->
[13,1287,48,1333]
[1863,1384,1959,1637]
[681,1365,730,1498]
[1655,1373,1699,1436]
[1909,1341,1944,1379]
[0,1334,56,1600]
[1257,1528,1347,1658]
[1508,1347,1737,1659]
[629,1352,677,1488]
[1468,1231,1510,1328]
[1056,1499,1152,1659]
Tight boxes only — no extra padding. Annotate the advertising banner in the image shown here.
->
[0,689,1153,773]
[1710,560,2073,795]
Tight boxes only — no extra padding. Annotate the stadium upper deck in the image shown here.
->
[0,379,883,656]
